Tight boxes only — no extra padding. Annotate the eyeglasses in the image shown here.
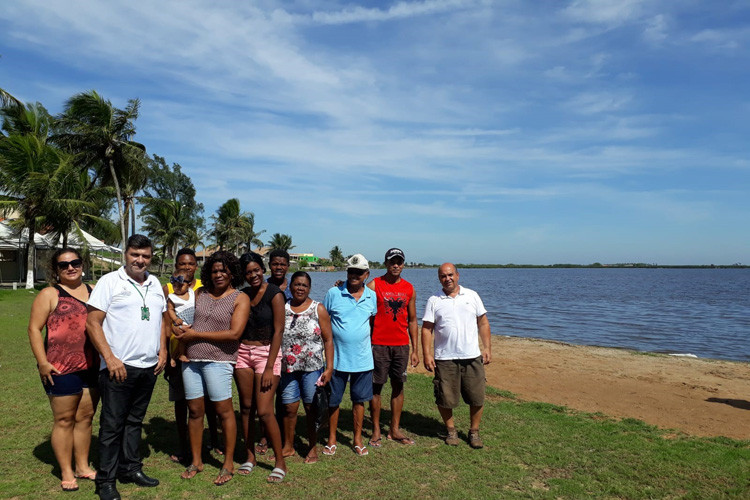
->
[170,276,186,284]
[57,259,83,270]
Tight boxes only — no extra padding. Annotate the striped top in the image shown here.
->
[185,289,241,363]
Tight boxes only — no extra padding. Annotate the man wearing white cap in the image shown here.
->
[322,253,377,456]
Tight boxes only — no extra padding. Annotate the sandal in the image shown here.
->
[255,440,268,455]
[368,437,382,448]
[353,445,369,456]
[237,462,255,475]
[214,467,233,486]
[74,471,97,481]
[267,467,286,483]
[322,444,337,456]
[61,479,79,492]
[387,434,415,445]
[180,464,203,480]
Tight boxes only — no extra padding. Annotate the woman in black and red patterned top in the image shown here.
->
[28,248,99,492]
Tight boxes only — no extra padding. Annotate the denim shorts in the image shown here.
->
[42,369,97,397]
[280,368,324,405]
[181,361,234,402]
[328,370,373,407]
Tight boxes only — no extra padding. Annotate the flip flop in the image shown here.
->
[61,479,79,492]
[267,467,286,483]
[368,437,382,448]
[180,464,203,480]
[255,440,268,455]
[214,467,233,486]
[353,445,369,456]
[237,462,255,475]
[74,471,97,481]
[304,454,319,464]
[322,444,337,456]
[387,434,415,445]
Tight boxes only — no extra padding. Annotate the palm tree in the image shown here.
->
[267,233,295,252]
[45,161,117,248]
[0,86,22,112]
[329,245,345,267]
[243,212,265,252]
[55,90,146,261]
[0,103,69,288]
[210,198,258,254]
[140,198,198,274]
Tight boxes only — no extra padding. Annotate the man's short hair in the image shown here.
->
[176,247,197,260]
[268,249,290,263]
[126,234,152,251]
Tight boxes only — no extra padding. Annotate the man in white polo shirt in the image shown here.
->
[87,235,168,500]
[421,262,491,449]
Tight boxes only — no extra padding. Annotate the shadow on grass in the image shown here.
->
[143,416,227,469]
[706,397,750,410]
[32,434,101,479]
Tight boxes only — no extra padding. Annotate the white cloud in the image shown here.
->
[564,91,632,115]
[307,0,480,25]
[564,0,646,25]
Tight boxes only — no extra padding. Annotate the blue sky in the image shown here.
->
[2,0,749,264]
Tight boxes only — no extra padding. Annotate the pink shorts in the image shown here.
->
[236,343,282,376]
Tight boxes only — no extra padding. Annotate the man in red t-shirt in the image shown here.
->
[367,248,420,446]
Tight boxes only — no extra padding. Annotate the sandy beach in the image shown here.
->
[415,336,750,440]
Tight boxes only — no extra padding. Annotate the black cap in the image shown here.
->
[384,248,405,261]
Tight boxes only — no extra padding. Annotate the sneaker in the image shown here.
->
[468,429,483,449]
[445,428,460,446]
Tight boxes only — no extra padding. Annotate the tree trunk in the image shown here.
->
[123,202,130,244]
[108,155,126,264]
[131,202,136,237]
[25,220,35,289]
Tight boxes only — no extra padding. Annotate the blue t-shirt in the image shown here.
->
[323,284,377,372]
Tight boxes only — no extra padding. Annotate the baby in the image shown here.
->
[167,269,195,364]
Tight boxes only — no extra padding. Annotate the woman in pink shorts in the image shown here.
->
[234,252,287,483]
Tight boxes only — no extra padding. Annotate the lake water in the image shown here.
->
[304,268,750,362]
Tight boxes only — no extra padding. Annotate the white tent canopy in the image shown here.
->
[0,221,120,252]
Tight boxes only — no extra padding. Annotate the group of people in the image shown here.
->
[28,235,492,499]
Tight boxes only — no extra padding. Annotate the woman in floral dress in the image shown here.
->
[279,271,334,463]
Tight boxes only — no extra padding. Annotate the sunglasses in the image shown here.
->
[57,259,83,270]
[347,268,367,276]
[290,313,300,330]
[170,276,186,284]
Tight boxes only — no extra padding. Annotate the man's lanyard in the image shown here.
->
[129,280,151,321]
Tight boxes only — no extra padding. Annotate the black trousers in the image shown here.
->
[96,365,157,485]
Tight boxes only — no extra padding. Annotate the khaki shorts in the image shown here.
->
[433,356,486,408]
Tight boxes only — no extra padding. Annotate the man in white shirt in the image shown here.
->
[421,263,491,449]
[87,235,168,500]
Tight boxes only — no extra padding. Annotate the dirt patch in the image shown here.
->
[413,336,750,440]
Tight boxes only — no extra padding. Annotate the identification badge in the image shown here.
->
[141,306,150,321]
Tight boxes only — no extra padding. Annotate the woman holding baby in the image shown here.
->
[172,250,249,486]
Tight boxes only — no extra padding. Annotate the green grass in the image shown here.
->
[1,289,748,499]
